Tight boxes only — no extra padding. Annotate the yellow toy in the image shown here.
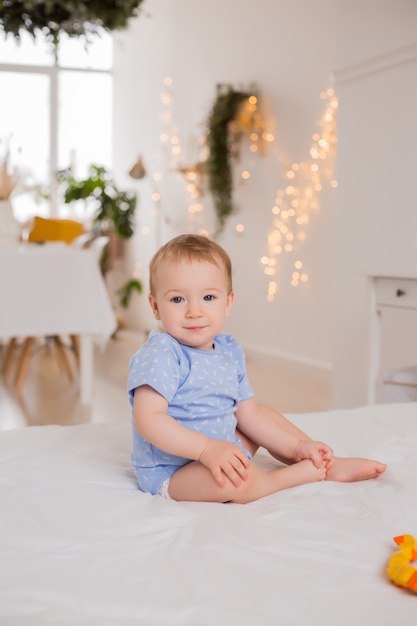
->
[386,535,417,593]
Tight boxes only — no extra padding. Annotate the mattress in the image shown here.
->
[1,402,416,625]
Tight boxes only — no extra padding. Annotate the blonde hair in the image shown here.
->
[149,234,233,296]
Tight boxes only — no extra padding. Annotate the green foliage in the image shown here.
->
[206,85,251,235]
[58,164,137,239]
[0,1,144,44]
[117,278,143,309]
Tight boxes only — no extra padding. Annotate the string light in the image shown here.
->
[262,88,338,300]
[151,80,337,296]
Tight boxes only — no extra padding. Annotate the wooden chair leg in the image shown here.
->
[2,337,18,383]
[70,334,80,369]
[15,337,36,394]
[53,337,74,381]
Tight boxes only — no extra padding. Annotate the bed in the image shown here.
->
[1,401,416,625]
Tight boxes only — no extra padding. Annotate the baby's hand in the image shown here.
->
[199,439,250,488]
[295,459,327,484]
[294,440,333,470]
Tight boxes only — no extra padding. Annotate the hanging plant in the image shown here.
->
[206,84,268,235]
[0,1,144,45]
[206,85,251,235]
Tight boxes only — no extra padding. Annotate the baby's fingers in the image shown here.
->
[223,462,247,487]
[211,466,227,487]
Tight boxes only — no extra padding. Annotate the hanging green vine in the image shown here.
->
[206,85,253,235]
[0,1,144,44]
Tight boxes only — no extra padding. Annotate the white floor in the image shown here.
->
[0,330,332,431]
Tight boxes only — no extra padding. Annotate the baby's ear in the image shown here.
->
[148,294,161,320]
[225,291,235,316]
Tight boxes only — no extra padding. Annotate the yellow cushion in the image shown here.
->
[28,216,85,244]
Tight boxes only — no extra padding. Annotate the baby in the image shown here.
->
[128,234,386,503]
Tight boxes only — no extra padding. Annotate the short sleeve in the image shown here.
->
[127,332,183,406]
[215,334,254,403]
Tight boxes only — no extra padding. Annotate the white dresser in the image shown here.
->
[368,275,417,404]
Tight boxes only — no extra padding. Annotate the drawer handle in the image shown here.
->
[396,289,406,297]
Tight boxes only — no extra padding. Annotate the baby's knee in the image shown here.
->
[228,465,262,504]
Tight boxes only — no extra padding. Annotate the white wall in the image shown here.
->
[333,45,417,407]
[112,0,417,405]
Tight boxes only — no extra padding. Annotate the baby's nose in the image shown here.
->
[185,303,202,318]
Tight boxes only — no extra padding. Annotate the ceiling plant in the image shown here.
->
[0,1,144,45]
[206,84,256,236]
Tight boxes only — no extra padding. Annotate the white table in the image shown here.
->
[0,243,117,404]
[368,274,417,404]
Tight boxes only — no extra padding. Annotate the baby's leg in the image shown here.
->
[168,458,326,504]
[237,404,386,482]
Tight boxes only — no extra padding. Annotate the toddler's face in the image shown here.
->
[149,258,234,350]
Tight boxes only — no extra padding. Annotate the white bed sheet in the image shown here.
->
[1,402,416,625]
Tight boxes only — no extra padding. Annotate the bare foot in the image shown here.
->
[282,458,327,488]
[326,457,387,482]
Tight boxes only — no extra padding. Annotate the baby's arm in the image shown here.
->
[134,385,250,487]
[235,398,333,468]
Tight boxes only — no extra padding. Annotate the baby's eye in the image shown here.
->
[203,294,216,301]
[171,296,184,303]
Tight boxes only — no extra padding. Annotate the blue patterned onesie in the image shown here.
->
[128,330,254,495]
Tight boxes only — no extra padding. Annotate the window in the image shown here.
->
[0,30,113,221]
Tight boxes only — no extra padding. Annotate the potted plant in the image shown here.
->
[58,164,137,239]
[58,164,142,308]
